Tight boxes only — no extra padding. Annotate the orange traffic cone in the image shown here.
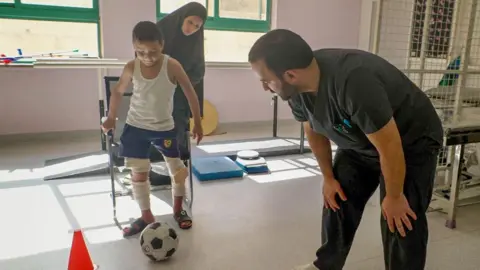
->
[68,230,98,270]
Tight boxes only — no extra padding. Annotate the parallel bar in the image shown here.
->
[2,59,251,69]
[272,95,278,137]
[3,57,480,71]
[299,123,305,154]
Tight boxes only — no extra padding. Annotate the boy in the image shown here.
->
[102,21,203,237]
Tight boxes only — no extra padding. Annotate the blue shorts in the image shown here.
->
[119,124,180,159]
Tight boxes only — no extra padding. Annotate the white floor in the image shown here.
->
[1,123,480,270]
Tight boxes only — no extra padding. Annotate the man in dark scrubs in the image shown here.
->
[248,29,443,270]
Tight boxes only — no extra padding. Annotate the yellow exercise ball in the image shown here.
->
[189,99,219,136]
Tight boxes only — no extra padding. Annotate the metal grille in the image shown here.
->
[374,0,480,125]
[371,0,480,207]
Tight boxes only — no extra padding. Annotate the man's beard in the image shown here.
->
[277,81,299,101]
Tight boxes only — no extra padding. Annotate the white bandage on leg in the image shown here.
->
[125,158,151,210]
[164,157,188,197]
[131,181,151,210]
[125,158,151,172]
[172,168,188,197]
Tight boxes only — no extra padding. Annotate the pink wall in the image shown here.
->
[0,0,361,135]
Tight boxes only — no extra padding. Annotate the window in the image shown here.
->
[0,0,99,57]
[157,0,272,63]
[18,0,93,8]
[410,0,456,59]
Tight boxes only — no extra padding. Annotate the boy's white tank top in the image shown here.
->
[126,56,177,131]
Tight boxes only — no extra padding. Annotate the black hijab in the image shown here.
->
[157,2,207,85]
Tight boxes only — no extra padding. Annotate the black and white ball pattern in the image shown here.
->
[140,222,179,261]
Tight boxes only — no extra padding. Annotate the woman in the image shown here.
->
[157,2,207,160]
[142,3,206,219]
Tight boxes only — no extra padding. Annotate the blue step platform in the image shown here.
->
[235,162,270,174]
[192,156,244,181]
[234,157,269,174]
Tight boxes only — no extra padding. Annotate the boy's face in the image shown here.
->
[134,40,164,67]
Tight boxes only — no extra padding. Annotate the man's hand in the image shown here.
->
[323,178,347,211]
[381,194,417,237]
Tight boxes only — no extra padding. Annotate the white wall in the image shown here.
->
[0,0,363,135]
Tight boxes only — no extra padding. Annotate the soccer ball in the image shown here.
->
[140,222,179,261]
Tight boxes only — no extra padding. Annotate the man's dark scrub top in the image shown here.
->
[288,49,444,157]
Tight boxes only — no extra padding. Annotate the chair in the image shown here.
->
[103,76,194,219]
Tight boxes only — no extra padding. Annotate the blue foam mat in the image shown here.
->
[192,156,244,181]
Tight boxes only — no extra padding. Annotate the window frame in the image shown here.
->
[156,0,272,33]
[0,0,100,56]
[408,0,457,60]
[0,0,99,22]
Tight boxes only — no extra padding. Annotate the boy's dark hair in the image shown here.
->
[248,29,314,78]
[132,21,164,42]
